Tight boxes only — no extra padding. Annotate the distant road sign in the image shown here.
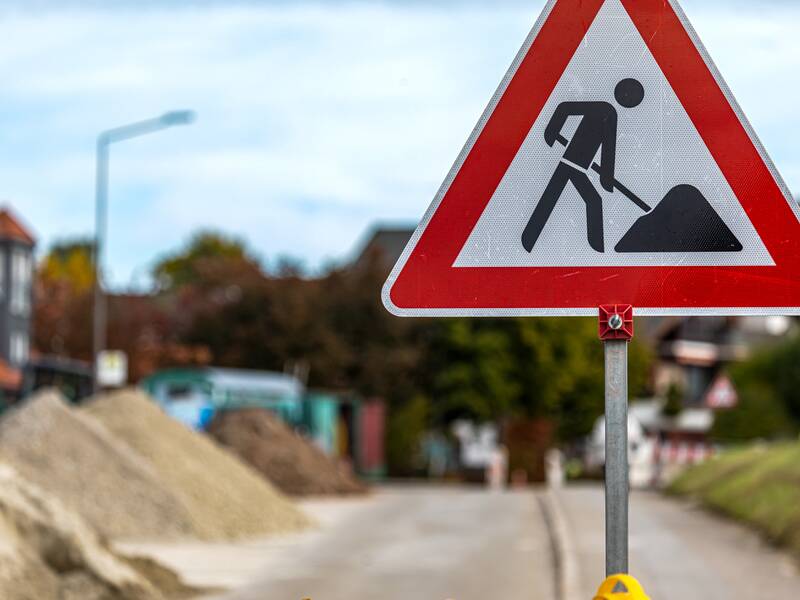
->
[97,350,128,388]
[705,374,738,410]
[383,0,800,317]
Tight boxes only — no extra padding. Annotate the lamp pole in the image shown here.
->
[92,110,196,393]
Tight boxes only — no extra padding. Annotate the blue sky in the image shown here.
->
[0,0,798,286]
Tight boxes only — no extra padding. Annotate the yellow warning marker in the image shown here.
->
[593,574,651,600]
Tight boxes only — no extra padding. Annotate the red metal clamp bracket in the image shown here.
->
[599,304,634,341]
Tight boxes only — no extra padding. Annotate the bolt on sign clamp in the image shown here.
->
[593,574,651,600]
[599,304,634,341]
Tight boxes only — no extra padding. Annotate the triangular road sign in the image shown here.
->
[704,374,738,410]
[383,0,800,317]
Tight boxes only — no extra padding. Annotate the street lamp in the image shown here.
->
[93,110,196,392]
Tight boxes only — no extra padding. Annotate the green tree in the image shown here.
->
[510,318,650,441]
[662,382,684,417]
[712,381,794,442]
[711,334,800,440]
[414,316,651,441]
[421,320,520,423]
[747,334,800,425]
[153,231,255,291]
[386,395,429,476]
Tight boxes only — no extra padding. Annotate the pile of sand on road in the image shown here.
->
[0,463,197,600]
[208,408,366,496]
[84,390,311,540]
[0,391,195,541]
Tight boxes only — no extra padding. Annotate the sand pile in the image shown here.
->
[84,390,310,540]
[208,409,366,496]
[0,463,189,599]
[0,390,195,541]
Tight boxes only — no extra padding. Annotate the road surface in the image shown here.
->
[213,486,554,600]
[560,484,800,599]
[124,484,800,599]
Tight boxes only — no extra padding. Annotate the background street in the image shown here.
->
[213,486,554,600]
[121,484,800,600]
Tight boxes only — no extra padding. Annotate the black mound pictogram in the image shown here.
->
[614,184,743,253]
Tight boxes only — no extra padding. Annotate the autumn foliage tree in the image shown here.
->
[34,239,95,359]
[158,234,651,454]
[34,229,652,472]
[34,238,210,380]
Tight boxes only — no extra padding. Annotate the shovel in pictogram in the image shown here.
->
[554,136,743,253]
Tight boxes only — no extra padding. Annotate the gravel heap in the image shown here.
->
[208,408,366,496]
[0,390,195,541]
[0,462,187,600]
[84,390,311,540]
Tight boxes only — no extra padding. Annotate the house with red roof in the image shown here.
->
[0,208,35,399]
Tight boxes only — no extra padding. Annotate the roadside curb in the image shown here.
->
[537,488,581,600]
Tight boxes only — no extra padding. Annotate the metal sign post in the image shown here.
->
[599,305,634,576]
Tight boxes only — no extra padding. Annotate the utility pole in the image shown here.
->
[92,110,196,392]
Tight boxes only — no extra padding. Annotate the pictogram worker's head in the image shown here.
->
[615,78,644,108]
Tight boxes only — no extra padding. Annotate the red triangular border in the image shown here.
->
[383,0,800,316]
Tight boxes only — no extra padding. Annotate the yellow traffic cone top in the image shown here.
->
[593,574,651,600]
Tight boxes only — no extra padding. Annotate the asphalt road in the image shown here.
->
[560,484,800,600]
[215,486,554,600]
[124,483,800,599]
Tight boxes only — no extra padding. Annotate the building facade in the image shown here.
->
[0,209,35,396]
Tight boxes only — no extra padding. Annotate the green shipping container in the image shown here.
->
[303,393,338,455]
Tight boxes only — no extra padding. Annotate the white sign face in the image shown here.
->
[97,350,128,388]
[455,0,771,269]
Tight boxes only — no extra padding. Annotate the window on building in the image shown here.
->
[10,331,29,366]
[11,249,31,316]
[0,249,6,300]
[685,365,715,406]
[166,384,194,401]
